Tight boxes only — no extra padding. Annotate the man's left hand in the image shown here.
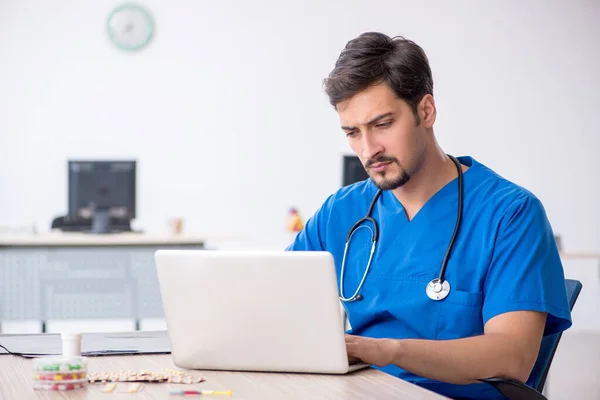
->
[345,334,397,367]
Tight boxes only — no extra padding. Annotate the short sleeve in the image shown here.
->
[482,194,572,336]
[286,193,336,251]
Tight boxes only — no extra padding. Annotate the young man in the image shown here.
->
[287,32,572,399]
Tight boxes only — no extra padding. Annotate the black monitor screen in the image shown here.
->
[342,155,369,187]
[68,160,136,219]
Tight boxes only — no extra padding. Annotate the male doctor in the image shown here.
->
[287,32,572,399]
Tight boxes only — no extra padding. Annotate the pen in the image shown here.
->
[169,389,232,396]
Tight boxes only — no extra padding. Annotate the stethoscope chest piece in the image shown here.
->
[426,278,451,301]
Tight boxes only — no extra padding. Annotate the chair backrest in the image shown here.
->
[526,279,582,391]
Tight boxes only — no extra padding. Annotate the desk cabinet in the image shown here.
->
[0,234,205,332]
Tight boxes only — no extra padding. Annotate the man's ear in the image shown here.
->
[418,94,436,128]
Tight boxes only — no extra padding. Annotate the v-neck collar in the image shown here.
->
[372,156,479,262]
[388,177,456,224]
[383,156,477,223]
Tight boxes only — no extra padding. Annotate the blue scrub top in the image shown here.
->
[287,156,572,400]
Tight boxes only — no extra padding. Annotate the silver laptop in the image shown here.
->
[154,249,369,374]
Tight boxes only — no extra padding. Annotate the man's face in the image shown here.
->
[337,83,431,191]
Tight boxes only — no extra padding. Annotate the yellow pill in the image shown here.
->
[128,383,142,393]
[102,383,117,393]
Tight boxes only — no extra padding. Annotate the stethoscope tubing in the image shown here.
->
[339,154,464,303]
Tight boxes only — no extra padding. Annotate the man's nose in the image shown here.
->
[361,135,384,160]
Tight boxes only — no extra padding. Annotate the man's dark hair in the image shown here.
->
[323,32,433,124]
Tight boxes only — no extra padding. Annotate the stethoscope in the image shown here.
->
[338,155,464,303]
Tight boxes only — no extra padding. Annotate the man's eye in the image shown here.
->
[376,121,391,128]
[346,131,358,138]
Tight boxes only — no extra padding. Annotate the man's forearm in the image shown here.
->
[388,333,533,385]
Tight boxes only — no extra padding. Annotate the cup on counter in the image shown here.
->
[170,218,184,234]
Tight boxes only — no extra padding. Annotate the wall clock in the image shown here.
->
[106,3,155,52]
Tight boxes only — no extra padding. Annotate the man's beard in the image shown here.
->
[365,156,411,191]
[371,168,411,190]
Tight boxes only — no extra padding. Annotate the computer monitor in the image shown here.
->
[342,155,369,187]
[68,160,136,234]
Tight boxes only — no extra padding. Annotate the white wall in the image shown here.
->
[1,0,599,254]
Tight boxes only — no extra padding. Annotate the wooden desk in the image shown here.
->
[0,354,449,399]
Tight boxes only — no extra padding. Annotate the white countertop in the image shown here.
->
[0,231,210,247]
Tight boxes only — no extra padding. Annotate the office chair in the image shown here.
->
[480,279,583,400]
